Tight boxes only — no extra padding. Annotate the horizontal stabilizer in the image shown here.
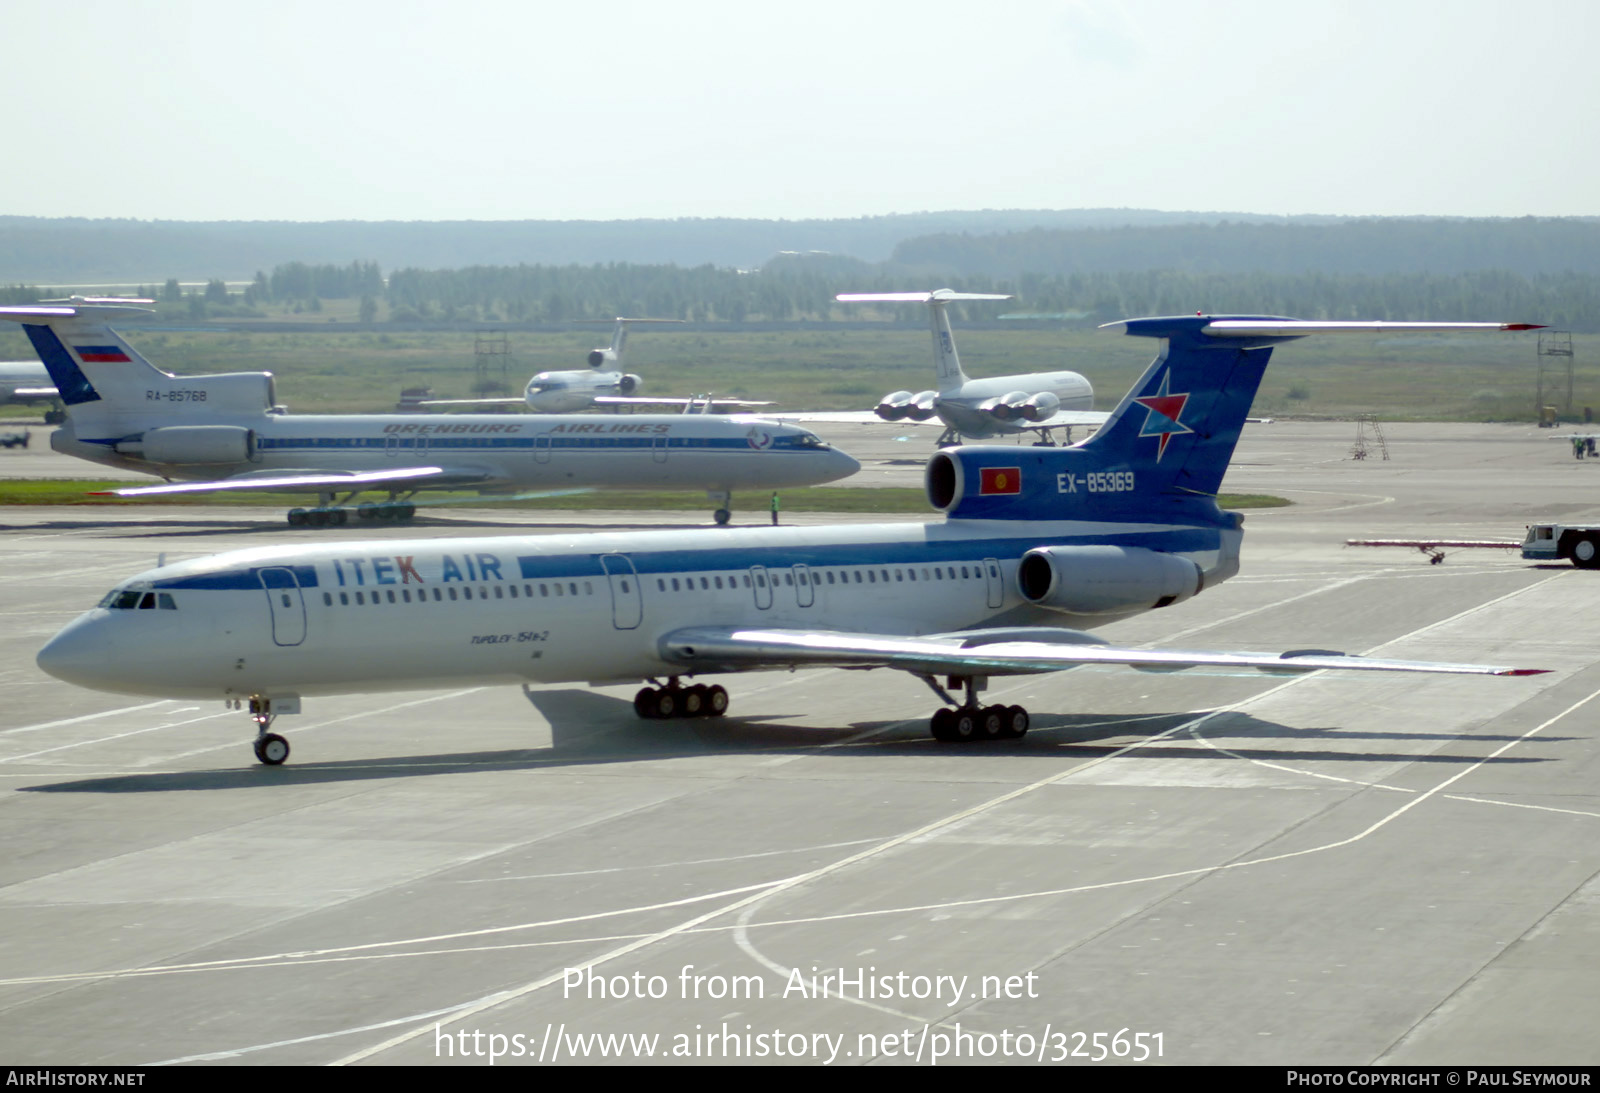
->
[1200,320,1545,336]
[837,291,1012,304]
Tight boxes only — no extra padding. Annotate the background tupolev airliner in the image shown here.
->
[794,290,1108,445]
[36,313,1545,765]
[420,317,771,414]
[0,301,857,526]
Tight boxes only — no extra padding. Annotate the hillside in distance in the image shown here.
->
[0,208,1331,283]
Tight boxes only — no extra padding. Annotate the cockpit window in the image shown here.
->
[99,589,177,610]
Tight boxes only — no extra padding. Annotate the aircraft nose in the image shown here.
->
[36,615,113,689]
[830,448,862,480]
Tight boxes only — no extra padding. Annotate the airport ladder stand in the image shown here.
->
[1351,414,1390,461]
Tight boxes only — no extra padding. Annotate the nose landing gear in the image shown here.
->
[241,695,295,765]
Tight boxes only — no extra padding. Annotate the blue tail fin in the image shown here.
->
[930,315,1299,524]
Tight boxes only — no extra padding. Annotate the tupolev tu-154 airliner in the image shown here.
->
[0,301,855,526]
[36,314,1548,765]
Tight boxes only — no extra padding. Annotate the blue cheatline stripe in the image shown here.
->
[139,530,1224,593]
[253,436,817,453]
[21,325,101,405]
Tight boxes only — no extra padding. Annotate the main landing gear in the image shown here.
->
[245,697,290,765]
[633,678,730,719]
[708,490,733,526]
[922,675,1030,743]
[286,492,418,528]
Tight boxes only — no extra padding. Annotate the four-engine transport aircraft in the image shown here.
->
[420,317,771,414]
[36,313,1546,766]
[0,358,63,421]
[795,290,1109,445]
[0,301,857,526]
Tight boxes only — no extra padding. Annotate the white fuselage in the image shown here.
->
[523,369,628,413]
[936,372,1096,438]
[37,516,1241,703]
[53,410,857,495]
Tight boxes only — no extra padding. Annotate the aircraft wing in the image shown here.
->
[659,626,1546,678]
[416,398,526,407]
[774,410,1111,431]
[591,396,774,410]
[7,387,57,398]
[88,465,493,497]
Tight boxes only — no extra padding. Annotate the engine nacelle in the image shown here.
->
[905,390,939,421]
[587,348,618,369]
[1019,391,1061,422]
[984,391,1034,422]
[1017,545,1203,616]
[127,425,255,466]
[617,373,640,395]
[875,390,916,422]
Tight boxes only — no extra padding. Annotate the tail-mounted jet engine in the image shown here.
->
[117,425,256,466]
[1017,545,1203,616]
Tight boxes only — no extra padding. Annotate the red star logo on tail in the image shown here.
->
[1132,373,1193,461]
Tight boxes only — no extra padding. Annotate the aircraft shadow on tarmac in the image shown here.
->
[20,695,1554,794]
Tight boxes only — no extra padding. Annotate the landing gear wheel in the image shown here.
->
[683,685,707,716]
[357,502,378,521]
[713,508,731,526]
[306,508,329,528]
[1003,705,1030,739]
[980,705,1006,740]
[254,733,290,765]
[287,508,308,527]
[396,502,416,520]
[634,687,658,719]
[951,711,977,741]
[330,507,349,526]
[930,707,957,742]
[652,689,678,719]
[705,685,729,717]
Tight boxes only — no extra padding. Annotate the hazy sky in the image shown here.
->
[5,0,1595,222]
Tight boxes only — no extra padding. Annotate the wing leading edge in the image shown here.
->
[660,627,1547,678]
[88,465,486,497]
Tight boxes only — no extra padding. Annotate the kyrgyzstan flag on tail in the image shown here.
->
[978,466,1022,495]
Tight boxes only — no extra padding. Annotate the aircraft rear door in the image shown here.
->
[257,567,306,647]
[600,554,642,630]
[652,434,669,463]
[792,564,814,607]
[534,434,552,464]
[983,557,1004,609]
[748,565,773,610]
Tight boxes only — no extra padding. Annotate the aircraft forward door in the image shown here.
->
[983,557,1004,609]
[652,435,669,463]
[600,554,642,630]
[258,567,306,647]
[534,434,552,464]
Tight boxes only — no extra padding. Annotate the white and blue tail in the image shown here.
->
[837,289,1012,396]
[929,314,1541,525]
[0,302,278,431]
